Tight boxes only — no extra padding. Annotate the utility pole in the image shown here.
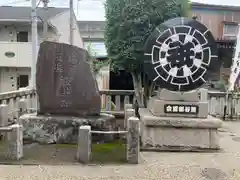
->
[42,0,49,40]
[31,0,39,111]
[31,0,38,89]
[69,0,74,45]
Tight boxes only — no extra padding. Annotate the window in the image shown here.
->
[223,24,238,37]
[17,75,29,89]
[17,31,28,42]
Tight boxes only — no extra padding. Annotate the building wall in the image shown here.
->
[191,6,240,39]
[0,24,58,68]
[0,24,56,42]
[96,65,109,90]
[0,67,30,93]
[0,10,85,68]
[96,65,110,107]
[191,4,240,85]
[78,21,105,41]
[0,10,85,93]
[49,10,84,48]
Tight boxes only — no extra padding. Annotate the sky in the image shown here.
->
[1,0,240,21]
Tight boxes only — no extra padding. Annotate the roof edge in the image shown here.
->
[0,6,69,21]
[192,2,240,11]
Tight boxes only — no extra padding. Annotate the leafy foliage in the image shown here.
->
[180,0,191,17]
[104,0,188,105]
[92,59,110,75]
[104,0,182,73]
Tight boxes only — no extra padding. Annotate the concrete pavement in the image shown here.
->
[0,121,240,180]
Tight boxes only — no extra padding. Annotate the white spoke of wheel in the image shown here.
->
[193,58,202,67]
[183,65,192,77]
[169,67,178,77]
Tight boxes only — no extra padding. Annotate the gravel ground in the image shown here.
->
[1,121,240,180]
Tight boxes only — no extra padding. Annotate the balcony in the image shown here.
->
[80,31,104,41]
[0,42,32,67]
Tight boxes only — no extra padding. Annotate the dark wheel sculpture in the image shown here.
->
[144,17,218,92]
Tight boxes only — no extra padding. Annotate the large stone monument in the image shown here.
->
[36,41,101,116]
[19,41,114,144]
[139,17,222,151]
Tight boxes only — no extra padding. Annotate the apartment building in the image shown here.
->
[77,20,109,90]
[192,2,240,40]
[78,21,106,56]
[0,6,83,93]
[191,2,239,72]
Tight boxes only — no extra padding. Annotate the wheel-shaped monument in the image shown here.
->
[137,17,223,151]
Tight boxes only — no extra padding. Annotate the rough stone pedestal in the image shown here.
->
[139,89,222,151]
[19,113,115,144]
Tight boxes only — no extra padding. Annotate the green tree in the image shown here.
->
[104,0,187,106]
[180,0,191,17]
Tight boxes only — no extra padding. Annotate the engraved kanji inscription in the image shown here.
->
[36,41,101,116]
[164,104,199,114]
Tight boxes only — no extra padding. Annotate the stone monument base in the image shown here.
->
[139,108,222,151]
[147,96,208,118]
[19,113,115,144]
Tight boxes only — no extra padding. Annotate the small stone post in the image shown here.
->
[200,88,208,101]
[8,124,23,160]
[0,104,8,139]
[18,98,27,117]
[0,104,8,127]
[127,117,140,164]
[124,104,133,127]
[77,125,91,164]
[200,88,209,117]
[209,129,220,149]
[125,109,135,129]
[124,104,133,112]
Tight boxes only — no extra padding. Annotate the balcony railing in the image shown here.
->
[0,89,240,123]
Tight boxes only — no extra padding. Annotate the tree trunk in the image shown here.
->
[131,72,144,107]
[143,74,156,107]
